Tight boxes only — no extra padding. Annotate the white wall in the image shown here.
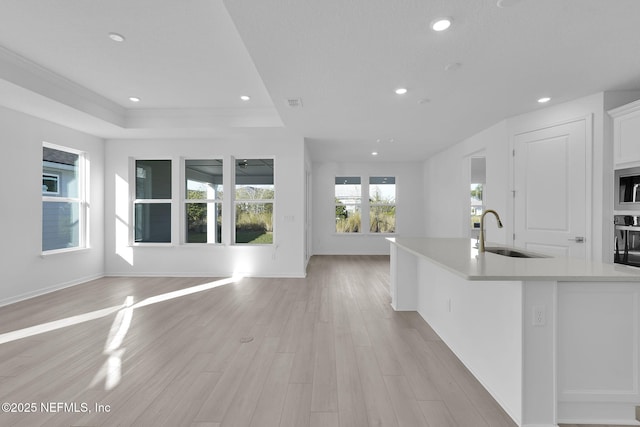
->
[104,130,307,278]
[424,120,509,243]
[304,140,313,265]
[312,161,424,255]
[0,107,105,306]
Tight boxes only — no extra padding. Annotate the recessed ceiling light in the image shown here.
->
[395,88,408,95]
[497,0,523,8]
[372,151,379,156]
[128,97,140,103]
[240,95,251,101]
[108,32,125,42]
[431,18,452,32]
[537,97,551,103]
[444,62,462,72]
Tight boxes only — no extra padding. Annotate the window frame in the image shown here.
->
[333,175,397,235]
[369,176,396,234]
[41,142,88,255]
[335,176,362,233]
[132,158,173,246]
[233,157,275,245]
[183,158,224,245]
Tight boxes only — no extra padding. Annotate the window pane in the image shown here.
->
[136,160,172,199]
[369,176,395,204]
[185,159,223,200]
[370,205,396,233]
[336,205,361,233]
[186,202,222,244]
[235,159,274,200]
[135,203,171,243]
[335,177,361,233]
[335,176,361,203]
[236,202,273,244]
[42,201,79,251]
[43,147,79,198]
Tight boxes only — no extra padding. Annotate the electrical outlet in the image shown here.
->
[532,306,546,326]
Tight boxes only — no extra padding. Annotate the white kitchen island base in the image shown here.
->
[390,238,640,427]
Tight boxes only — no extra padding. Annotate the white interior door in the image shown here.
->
[513,118,589,259]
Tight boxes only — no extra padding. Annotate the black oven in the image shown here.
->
[614,215,640,267]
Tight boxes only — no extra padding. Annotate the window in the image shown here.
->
[235,159,274,244]
[335,177,361,233]
[42,144,86,252]
[369,176,396,233]
[134,160,172,243]
[185,159,223,244]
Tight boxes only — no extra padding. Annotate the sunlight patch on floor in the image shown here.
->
[0,276,242,346]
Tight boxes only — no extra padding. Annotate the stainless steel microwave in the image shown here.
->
[615,166,640,211]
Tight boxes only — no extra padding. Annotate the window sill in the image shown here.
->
[41,246,90,257]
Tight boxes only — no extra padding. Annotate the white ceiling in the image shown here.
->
[0,0,639,162]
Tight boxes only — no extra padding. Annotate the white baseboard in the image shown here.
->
[0,273,105,308]
[104,271,307,279]
[558,401,640,426]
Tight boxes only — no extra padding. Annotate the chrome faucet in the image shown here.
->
[479,209,503,252]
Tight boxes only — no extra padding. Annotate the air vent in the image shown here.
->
[286,98,303,108]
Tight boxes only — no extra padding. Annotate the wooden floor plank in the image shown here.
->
[249,352,295,427]
[383,374,431,427]
[279,383,312,427]
[354,346,399,427]
[310,321,338,412]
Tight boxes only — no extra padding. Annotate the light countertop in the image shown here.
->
[388,237,640,282]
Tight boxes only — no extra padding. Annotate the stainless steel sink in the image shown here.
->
[484,247,549,258]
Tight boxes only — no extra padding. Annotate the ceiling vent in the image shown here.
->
[286,98,303,108]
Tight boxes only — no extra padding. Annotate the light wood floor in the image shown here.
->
[0,256,624,426]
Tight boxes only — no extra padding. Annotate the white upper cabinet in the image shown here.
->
[610,99,640,169]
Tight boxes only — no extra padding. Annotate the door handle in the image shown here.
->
[568,236,585,243]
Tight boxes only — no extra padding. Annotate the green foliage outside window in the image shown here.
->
[235,187,274,243]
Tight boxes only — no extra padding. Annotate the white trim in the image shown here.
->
[41,141,88,254]
[104,271,306,279]
[334,174,397,235]
[0,273,104,308]
[232,156,275,245]
[40,247,91,257]
[132,158,173,244]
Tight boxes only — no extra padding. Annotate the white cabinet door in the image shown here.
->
[513,118,588,259]
[610,99,640,168]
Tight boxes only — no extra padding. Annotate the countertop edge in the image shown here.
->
[388,237,640,282]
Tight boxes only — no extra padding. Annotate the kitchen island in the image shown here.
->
[388,237,640,427]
